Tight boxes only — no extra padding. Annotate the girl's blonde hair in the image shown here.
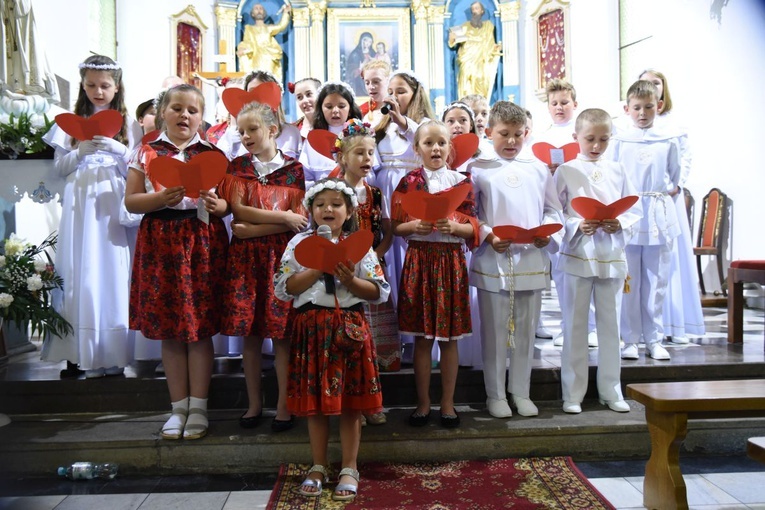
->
[374,71,435,144]
[238,101,279,129]
[639,69,673,114]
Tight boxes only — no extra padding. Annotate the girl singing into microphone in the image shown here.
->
[274,177,390,502]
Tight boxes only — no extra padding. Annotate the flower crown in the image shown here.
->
[303,179,359,210]
[333,119,374,154]
[391,69,422,88]
[316,81,356,99]
[79,61,121,71]
[441,101,475,122]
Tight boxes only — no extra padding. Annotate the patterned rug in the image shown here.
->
[266,457,614,509]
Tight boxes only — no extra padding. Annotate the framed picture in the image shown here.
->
[327,8,411,99]
[531,0,571,100]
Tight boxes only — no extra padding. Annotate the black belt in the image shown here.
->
[146,208,197,220]
[297,302,364,314]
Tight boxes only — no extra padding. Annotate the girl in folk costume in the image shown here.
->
[374,71,434,313]
[289,77,322,139]
[274,178,390,501]
[392,120,479,429]
[332,120,398,426]
[299,82,363,188]
[125,84,229,440]
[41,55,143,379]
[217,101,308,432]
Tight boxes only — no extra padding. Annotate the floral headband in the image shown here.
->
[441,101,475,122]
[316,80,356,99]
[391,69,422,88]
[333,119,374,154]
[303,179,359,210]
[79,61,120,71]
[244,70,284,94]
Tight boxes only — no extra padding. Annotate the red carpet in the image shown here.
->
[267,457,615,509]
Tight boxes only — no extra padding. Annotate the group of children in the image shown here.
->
[43,54,695,501]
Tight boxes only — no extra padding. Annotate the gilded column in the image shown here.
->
[308,0,327,81]
[214,3,239,71]
[292,7,311,80]
[427,4,446,113]
[411,0,430,88]
[498,1,520,99]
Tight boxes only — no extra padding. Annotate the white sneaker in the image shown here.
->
[535,325,553,339]
[553,332,564,347]
[486,398,513,418]
[512,396,539,417]
[562,401,581,414]
[670,336,689,344]
[647,342,671,360]
[599,399,631,413]
[621,344,639,360]
[588,331,599,348]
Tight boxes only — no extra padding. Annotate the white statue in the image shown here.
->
[0,0,59,100]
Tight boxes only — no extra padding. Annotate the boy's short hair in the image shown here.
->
[361,59,391,78]
[575,108,612,133]
[545,78,577,102]
[488,101,527,128]
[626,80,659,103]
[459,93,488,107]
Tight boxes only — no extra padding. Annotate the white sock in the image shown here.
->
[184,396,208,438]
[162,397,189,435]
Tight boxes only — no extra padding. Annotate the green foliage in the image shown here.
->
[0,113,54,159]
[0,232,72,340]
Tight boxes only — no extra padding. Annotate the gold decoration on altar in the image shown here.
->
[236,2,292,76]
[308,0,327,23]
[411,0,430,21]
[448,2,502,99]
[360,0,377,8]
[498,1,520,22]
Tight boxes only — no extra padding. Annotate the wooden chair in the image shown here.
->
[694,188,729,295]
[727,260,765,346]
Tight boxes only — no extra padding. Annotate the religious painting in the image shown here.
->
[326,8,411,99]
[532,0,571,99]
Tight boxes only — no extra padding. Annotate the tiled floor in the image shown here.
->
[1,297,763,509]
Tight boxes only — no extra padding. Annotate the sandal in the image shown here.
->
[298,464,327,497]
[182,407,208,440]
[332,467,360,502]
[160,407,187,440]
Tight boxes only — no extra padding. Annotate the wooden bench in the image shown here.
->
[749,437,765,464]
[727,260,765,347]
[627,379,765,510]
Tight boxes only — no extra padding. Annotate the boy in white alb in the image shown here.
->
[555,109,641,414]
[469,101,563,418]
[611,80,681,361]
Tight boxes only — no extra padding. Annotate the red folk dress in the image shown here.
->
[217,154,306,339]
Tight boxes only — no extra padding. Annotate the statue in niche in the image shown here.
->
[236,2,291,77]
[448,1,501,99]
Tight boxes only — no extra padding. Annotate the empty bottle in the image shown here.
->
[57,462,118,480]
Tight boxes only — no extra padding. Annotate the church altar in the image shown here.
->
[0,158,63,205]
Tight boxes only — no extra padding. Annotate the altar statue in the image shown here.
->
[0,0,58,99]
[448,1,501,100]
[236,3,291,78]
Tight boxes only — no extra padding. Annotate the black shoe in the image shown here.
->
[239,412,262,429]
[60,361,84,379]
[408,410,431,427]
[440,412,460,429]
[271,415,295,432]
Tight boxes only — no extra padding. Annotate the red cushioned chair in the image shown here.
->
[695,188,729,296]
[727,260,765,347]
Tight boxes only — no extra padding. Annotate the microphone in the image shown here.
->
[316,225,335,294]
[380,102,392,115]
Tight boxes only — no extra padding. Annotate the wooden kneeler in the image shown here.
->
[727,260,765,349]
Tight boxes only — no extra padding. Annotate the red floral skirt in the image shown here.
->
[398,241,472,341]
[287,304,383,416]
[129,212,228,342]
[220,232,292,338]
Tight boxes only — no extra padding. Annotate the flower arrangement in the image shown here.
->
[0,112,54,159]
[0,233,72,339]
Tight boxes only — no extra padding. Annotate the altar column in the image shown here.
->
[214,2,238,72]
[308,0,328,81]
[411,0,430,88]
[499,1,521,102]
[292,7,311,80]
[427,4,447,113]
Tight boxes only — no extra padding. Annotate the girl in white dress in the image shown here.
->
[41,55,143,378]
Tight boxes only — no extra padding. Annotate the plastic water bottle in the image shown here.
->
[57,462,118,480]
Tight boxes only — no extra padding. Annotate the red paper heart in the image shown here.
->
[148,151,229,199]
[55,110,124,141]
[532,142,580,165]
[400,184,471,223]
[492,223,563,244]
[222,82,282,117]
[294,229,374,274]
[571,196,639,221]
[141,129,161,145]
[449,133,480,170]
[307,129,338,161]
